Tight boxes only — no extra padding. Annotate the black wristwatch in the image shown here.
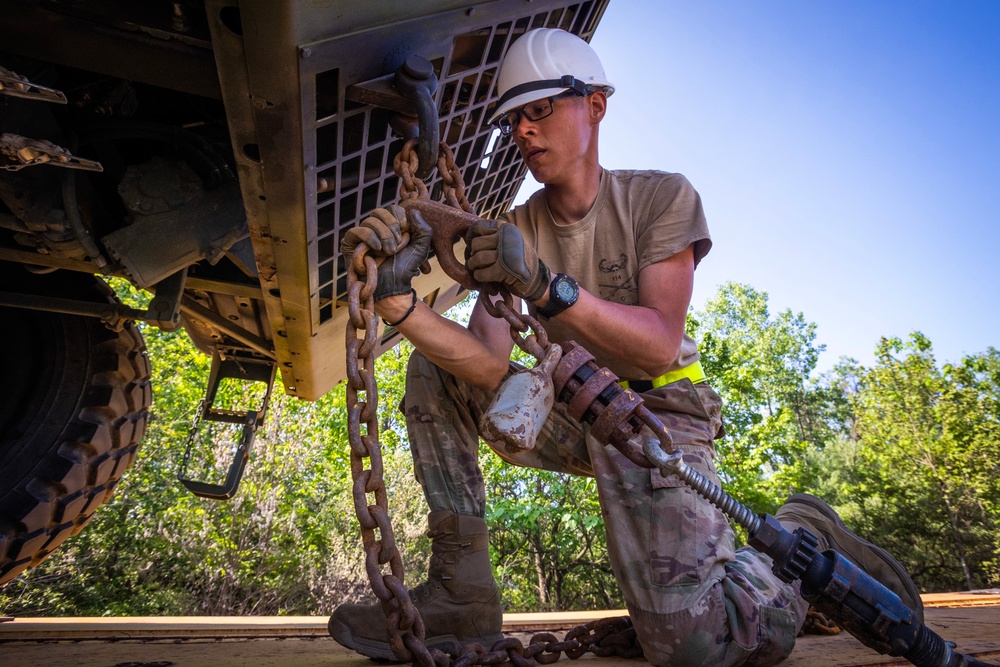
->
[537,273,579,319]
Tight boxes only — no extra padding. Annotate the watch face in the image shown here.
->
[554,279,577,303]
[539,274,579,318]
[554,277,580,305]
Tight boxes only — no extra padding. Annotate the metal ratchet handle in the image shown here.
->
[400,198,492,292]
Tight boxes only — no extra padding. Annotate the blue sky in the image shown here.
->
[516,1,1000,371]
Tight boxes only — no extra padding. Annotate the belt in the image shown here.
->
[619,360,707,393]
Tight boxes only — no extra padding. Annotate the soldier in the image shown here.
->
[331,28,922,666]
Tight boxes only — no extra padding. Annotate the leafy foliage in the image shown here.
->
[689,283,844,515]
[809,335,1000,592]
[486,461,619,611]
[2,282,997,616]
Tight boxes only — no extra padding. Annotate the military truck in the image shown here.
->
[0,0,609,586]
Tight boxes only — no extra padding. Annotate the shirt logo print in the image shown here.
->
[598,253,637,303]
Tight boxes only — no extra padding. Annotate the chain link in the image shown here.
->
[436,142,474,213]
[346,138,642,665]
[482,289,550,363]
[394,139,429,202]
[178,399,206,480]
[345,241,431,663]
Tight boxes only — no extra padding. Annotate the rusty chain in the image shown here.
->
[398,141,551,364]
[345,230,431,663]
[801,608,841,636]
[346,138,643,665]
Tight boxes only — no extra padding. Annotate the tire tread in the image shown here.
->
[0,298,152,585]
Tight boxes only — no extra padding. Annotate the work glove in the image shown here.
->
[465,222,550,301]
[340,205,406,259]
[341,206,432,300]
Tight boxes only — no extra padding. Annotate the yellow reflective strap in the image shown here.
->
[618,360,707,391]
[651,360,707,387]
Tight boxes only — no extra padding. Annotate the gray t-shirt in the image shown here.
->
[502,168,711,380]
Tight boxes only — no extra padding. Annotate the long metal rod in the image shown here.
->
[0,247,117,274]
[0,290,145,322]
[641,438,763,535]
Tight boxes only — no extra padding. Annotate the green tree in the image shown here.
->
[485,461,619,612]
[811,335,1000,592]
[689,282,844,514]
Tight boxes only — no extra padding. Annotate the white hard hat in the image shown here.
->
[488,28,615,125]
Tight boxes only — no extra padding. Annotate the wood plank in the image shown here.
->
[0,611,634,640]
[0,606,997,667]
[780,606,1000,667]
[922,591,1000,607]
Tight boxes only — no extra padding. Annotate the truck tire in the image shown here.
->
[0,269,152,587]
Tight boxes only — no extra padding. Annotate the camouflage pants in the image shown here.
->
[402,350,809,667]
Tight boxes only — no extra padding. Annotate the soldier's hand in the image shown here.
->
[373,208,432,300]
[466,222,550,301]
[340,206,405,260]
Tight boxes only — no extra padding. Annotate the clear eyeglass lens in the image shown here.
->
[498,115,514,135]
[522,98,555,121]
[497,96,557,135]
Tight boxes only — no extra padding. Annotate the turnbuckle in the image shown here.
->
[551,341,664,468]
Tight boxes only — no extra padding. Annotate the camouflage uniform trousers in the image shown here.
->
[402,350,809,667]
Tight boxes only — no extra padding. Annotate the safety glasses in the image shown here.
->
[495,90,581,136]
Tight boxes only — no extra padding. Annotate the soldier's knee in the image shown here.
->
[639,628,784,667]
[629,593,798,667]
[642,640,791,667]
[631,607,732,667]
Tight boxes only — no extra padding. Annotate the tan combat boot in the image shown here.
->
[328,510,503,660]
[775,493,924,623]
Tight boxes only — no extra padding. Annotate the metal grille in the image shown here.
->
[302,2,605,328]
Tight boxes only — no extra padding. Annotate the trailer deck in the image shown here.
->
[1,593,998,667]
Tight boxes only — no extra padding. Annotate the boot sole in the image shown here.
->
[328,614,399,661]
[329,615,503,661]
[783,493,924,623]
